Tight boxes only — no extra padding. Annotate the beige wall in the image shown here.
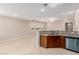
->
[0,16,35,41]
[46,16,74,31]
[46,20,65,31]
[0,15,47,44]
[30,20,46,31]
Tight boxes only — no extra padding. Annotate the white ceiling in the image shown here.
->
[0,3,79,22]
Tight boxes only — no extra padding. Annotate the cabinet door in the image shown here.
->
[47,36,55,48]
[54,36,60,47]
[60,36,65,48]
[54,39,60,47]
[40,35,47,48]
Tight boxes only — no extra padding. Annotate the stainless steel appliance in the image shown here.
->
[66,37,79,52]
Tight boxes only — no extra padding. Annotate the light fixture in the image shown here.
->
[40,8,45,12]
[40,3,48,12]
[42,3,62,7]
[40,3,63,12]
[13,13,18,17]
[43,3,48,7]
[48,18,56,22]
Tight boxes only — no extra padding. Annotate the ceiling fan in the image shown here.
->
[43,3,48,6]
[42,3,63,7]
[40,3,63,12]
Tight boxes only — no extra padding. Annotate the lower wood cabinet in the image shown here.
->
[40,35,65,48]
[40,35,47,48]
[60,36,65,48]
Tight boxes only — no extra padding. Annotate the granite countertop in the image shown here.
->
[40,34,61,36]
[39,31,79,38]
[40,33,79,38]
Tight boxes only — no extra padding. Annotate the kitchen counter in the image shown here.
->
[39,31,79,52]
[40,31,79,39]
[41,34,79,39]
[40,34,60,36]
[40,33,65,48]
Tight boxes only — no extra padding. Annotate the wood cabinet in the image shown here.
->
[47,36,55,48]
[40,35,65,48]
[40,35,47,48]
[60,36,65,48]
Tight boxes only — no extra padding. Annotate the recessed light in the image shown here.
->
[40,8,45,12]
[13,14,18,17]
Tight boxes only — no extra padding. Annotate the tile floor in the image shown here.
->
[0,36,79,55]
